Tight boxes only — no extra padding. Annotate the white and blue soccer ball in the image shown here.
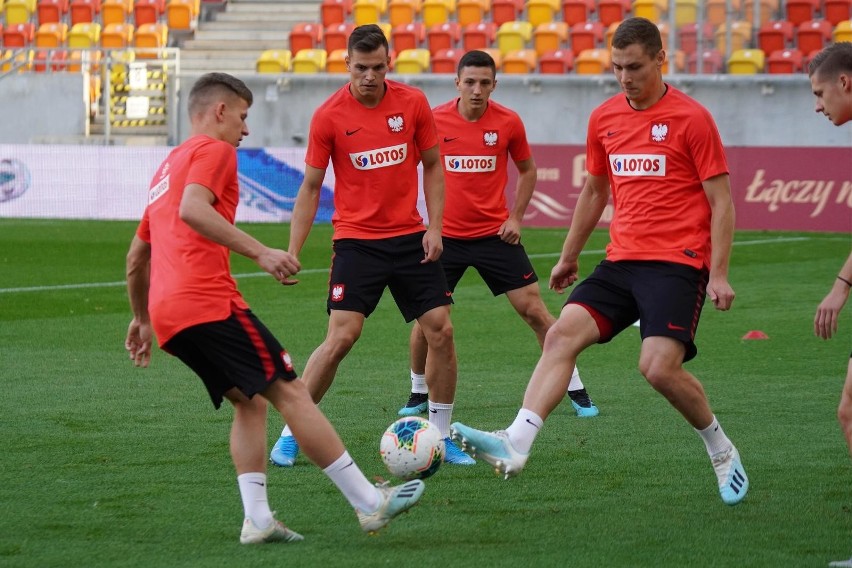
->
[380,416,445,480]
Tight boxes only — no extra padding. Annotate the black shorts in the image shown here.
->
[441,235,538,295]
[567,260,709,362]
[328,232,453,322]
[162,309,298,409]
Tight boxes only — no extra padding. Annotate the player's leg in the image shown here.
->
[398,322,429,416]
[838,357,852,457]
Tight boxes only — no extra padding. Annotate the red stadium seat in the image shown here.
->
[133,0,163,26]
[824,0,852,26]
[687,48,723,73]
[289,22,323,55]
[489,0,522,26]
[37,0,69,25]
[3,23,36,47]
[757,20,793,54]
[796,19,833,55]
[430,46,462,72]
[538,48,573,72]
[678,21,714,54]
[69,0,101,25]
[391,22,424,52]
[320,0,352,26]
[324,22,355,53]
[561,0,594,25]
[767,47,803,73]
[426,21,460,54]
[597,0,630,26]
[569,20,603,56]
[462,21,495,50]
[785,0,819,25]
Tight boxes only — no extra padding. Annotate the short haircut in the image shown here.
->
[457,49,497,77]
[348,23,389,55]
[188,72,253,117]
[611,17,663,58]
[808,41,852,78]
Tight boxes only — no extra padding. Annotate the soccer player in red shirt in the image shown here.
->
[397,50,599,419]
[125,73,425,544]
[451,18,750,506]
[269,24,475,467]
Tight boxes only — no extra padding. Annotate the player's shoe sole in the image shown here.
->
[450,423,528,479]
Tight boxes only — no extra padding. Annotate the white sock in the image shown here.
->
[279,425,292,438]
[410,370,428,394]
[323,451,381,513]
[237,472,273,528]
[428,401,453,438]
[505,408,543,454]
[567,366,584,392]
[695,416,733,457]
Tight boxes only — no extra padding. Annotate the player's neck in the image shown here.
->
[628,82,668,111]
[456,100,487,122]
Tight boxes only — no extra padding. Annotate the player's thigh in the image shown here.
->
[388,239,452,322]
[327,238,392,316]
[471,237,539,295]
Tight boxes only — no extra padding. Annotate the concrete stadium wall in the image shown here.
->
[176,73,852,148]
[0,75,88,143]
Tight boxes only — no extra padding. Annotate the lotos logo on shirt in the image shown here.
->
[444,155,496,173]
[350,143,408,170]
[148,174,170,204]
[609,154,666,177]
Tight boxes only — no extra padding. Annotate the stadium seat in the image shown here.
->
[767,47,803,72]
[661,48,685,73]
[687,48,723,73]
[785,0,818,25]
[824,0,852,26]
[496,21,532,54]
[728,48,765,73]
[489,0,522,26]
[4,0,34,24]
[430,46,461,72]
[166,0,195,30]
[633,0,665,22]
[392,22,424,52]
[68,22,100,48]
[324,22,354,53]
[479,46,502,67]
[320,0,351,26]
[102,0,132,25]
[69,0,100,25]
[757,20,793,54]
[569,20,603,56]
[605,21,619,50]
[3,23,35,47]
[678,21,714,54]
[292,48,327,72]
[352,0,384,25]
[743,0,777,25]
[538,48,573,72]
[394,47,429,72]
[326,47,347,72]
[598,0,630,26]
[501,47,536,72]
[575,47,610,73]
[33,48,68,71]
[1,48,33,72]
[289,22,323,55]
[532,21,567,55]
[426,21,460,54]
[561,0,594,26]
[35,22,67,47]
[796,19,833,55]
[674,0,697,26]
[134,21,167,57]
[456,0,488,25]
[37,0,68,25]
[387,0,419,25]
[525,0,559,26]
[67,47,101,70]
[421,0,454,26]
[133,0,164,26]
[256,48,291,73]
[715,21,752,54]
[101,21,133,47]
[462,21,495,50]
[375,21,392,41]
[835,20,852,42]
[706,0,740,26]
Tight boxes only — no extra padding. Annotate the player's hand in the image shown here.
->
[549,260,579,294]
[125,318,152,368]
[707,276,735,311]
[498,219,521,245]
[422,228,443,263]
[257,247,301,286]
[814,288,847,339]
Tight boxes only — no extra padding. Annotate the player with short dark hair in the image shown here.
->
[269,24,475,467]
[397,49,599,419]
[125,72,425,545]
[451,18,750,506]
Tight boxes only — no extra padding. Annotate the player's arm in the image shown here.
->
[500,157,536,244]
[289,165,326,258]
[815,250,852,339]
[125,235,152,368]
[179,183,301,285]
[550,173,610,294]
[702,173,735,311]
[420,144,445,263]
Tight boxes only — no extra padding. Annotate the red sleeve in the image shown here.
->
[687,106,729,181]
[413,92,439,151]
[507,112,531,163]
[585,109,607,176]
[185,140,237,201]
[305,107,334,170]
[136,209,150,243]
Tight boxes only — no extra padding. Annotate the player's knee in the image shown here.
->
[424,321,454,351]
[838,399,852,429]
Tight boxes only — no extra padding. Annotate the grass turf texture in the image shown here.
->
[0,219,850,567]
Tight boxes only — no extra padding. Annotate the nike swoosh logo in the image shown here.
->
[346,128,362,136]
[523,272,534,280]
[525,418,540,430]
[249,481,266,486]
[443,136,459,142]
[666,322,686,331]
[429,408,438,413]
[341,460,355,470]
[607,130,620,137]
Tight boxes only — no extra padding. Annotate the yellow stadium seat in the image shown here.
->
[532,21,567,56]
[326,47,348,72]
[575,47,610,74]
[101,22,133,47]
[68,22,101,48]
[833,20,852,43]
[674,0,697,26]
[456,0,488,25]
[727,48,765,74]
[394,47,429,72]
[35,22,67,47]
[421,0,455,26]
[502,47,536,72]
[4,0,34,24]
[632,0,665,22]
[495,20,532,54]
[525,0,559,26]
[388,0,420,26]
[715,20,752,54]
[292,48,327,72]
[376,21,392,41]
[352,0,384,24]
[256,49,291,73]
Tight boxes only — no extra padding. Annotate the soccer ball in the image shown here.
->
[380,416,445,480]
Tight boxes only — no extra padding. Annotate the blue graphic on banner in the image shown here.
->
[237,149,335,222]
[0,158,31,203]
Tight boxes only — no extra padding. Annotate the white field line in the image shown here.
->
[0,236,816,295]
